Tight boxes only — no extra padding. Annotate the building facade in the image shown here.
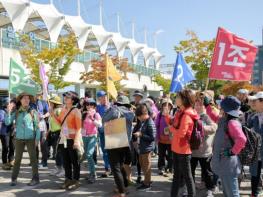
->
[252,45,263,85]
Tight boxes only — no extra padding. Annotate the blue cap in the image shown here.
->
[96,90,106,98]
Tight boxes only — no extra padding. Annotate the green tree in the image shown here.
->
[20,33,80,90]
[153,74,171,94]
[175,31,225,91]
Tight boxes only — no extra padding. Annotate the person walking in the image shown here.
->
[53,91,82,190]
[164,89,198,197]
[82,98,101,184]
[155,98,173,176]
[5,92,40,186]
[48,96,64,177]
[0,98,15,170]
[211,96,246,197]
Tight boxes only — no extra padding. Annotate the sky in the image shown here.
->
[33,0,263,64]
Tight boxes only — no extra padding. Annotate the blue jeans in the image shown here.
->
[83,136,97,175]
[98,128,110,170]
[221,175,240,197]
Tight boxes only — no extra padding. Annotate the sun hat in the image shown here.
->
[115,95,131,108]
[238,89,249,95]
[254,91,263,100]
[133,90,144,98]
[161,98,173,107]
[220,96,242,118]
[49,96,62,105]
[17,92,34,103]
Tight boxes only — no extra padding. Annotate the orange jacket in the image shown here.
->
[166,107,199,154]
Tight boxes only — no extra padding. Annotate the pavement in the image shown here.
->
[0,150,255,197]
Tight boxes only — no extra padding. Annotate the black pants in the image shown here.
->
[251,161,262,196]
[47,131,60,159]
[191,157,214,190]
[36,132,49,165]
[136,152,142,177]
[158,143,172,171]
[108,147,129,194]
[171,152,196,197]
[0,134,15,164]
[62,139,80,180]
[93,147,97,165]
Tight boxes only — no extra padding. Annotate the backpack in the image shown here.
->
[189,119,205,150]
[226,120,262,166]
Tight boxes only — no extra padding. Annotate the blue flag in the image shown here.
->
[170,53,195,93]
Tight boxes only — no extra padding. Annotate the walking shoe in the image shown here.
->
[49,167,59,175]
[9,160,15,167]
[56,170,65,178]
[136,176,142,184]
[158,170,164,175]
[2,163,11,170]
[206,190,214,197]
[60,179,72,189]
[27,178,40,186]
[38,164,48,170]
[87,175,96,184]
[10,179,17,186]
[128,180,136,186]
[100,171,110,178]
[136,183,151,191]
[67,180,80,190]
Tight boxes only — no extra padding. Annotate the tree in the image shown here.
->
[19,33,80,90]
[153,74,171,94]
[221,81,263,96]
[174,31,225,91]
[80,55,130,92]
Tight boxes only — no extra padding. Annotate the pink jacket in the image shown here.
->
[206,105,220,123]
[82,110,102,137]
[228,120,247,155]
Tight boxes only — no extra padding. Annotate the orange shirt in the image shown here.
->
[57,107,82,140]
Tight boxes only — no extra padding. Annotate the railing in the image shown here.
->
[0,28,160,77]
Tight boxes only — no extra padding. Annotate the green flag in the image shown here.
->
[9,58,39,96]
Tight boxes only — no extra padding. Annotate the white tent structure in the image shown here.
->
[0,0,164,66]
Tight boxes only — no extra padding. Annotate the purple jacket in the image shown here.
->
[155,112,171,144]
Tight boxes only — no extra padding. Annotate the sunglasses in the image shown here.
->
[86,103,95,106]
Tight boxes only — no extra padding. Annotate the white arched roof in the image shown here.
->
[65,15,91,50]
[0,0,163,67]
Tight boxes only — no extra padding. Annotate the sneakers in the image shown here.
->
[136,176,142,184]
[9,160,15,167]
[61,179,71,189]
[2,163,11,170]
[50,167,59,175]
[27,178,40,186]
[10,179,17,186]
[206,190,214,197]
[86,174,96,184]
[67,180,80,190]
[136,183,151,191]
[100,171,110,178]
[56,170,65,178]
[158,170,164,175]
[38,164,48,170]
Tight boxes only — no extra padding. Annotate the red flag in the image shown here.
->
[209,27,258,81]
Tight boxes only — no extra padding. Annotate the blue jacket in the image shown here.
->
[0,109,7,135]
[248,113,263,176]
[136,118,156,154]
[5,107,40,141]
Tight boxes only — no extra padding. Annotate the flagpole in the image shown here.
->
[105,54,110,103]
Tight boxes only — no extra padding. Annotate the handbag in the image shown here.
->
[104,117,129,149]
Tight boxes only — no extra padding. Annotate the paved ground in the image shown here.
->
[0,150,255,197]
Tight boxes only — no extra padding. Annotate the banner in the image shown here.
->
[39,62,49,100]
[9,58,39,96]
[209,27,258,81]
[170,53,195,93]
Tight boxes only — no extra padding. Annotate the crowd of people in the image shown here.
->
[0,88,263,197]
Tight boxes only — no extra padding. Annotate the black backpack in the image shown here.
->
[226,120,261,166]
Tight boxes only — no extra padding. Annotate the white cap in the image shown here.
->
[255,92,263,99]
[238,89,249,95]
[248,95,257,100]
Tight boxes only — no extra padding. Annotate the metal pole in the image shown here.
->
[144,27,147,44]
[99,0,103,26]
[132,21,135,39]
[117,13,120,33]
[77,0,80,16]
[154,34,157,48]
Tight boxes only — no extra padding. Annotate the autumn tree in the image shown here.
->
[153,74,171,94]
[80,55,132,91]
[20,33,80,90]
[175,31,226,91]
[221,81,263,96]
